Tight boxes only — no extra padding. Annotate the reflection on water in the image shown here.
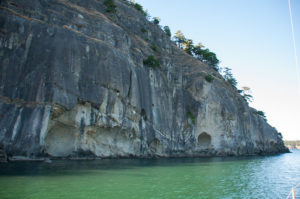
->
[0,150,299,199]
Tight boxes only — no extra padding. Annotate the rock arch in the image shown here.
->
[197,132,211,148]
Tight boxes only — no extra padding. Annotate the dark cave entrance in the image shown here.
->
[198,132,211,148]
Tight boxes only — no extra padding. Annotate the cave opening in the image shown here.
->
[197,132,211,148]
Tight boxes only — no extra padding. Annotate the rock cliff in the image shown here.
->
[0,0,288,159]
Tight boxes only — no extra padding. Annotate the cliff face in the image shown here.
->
[0,0,287,158]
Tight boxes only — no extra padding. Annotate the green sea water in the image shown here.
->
[0,150,300,199]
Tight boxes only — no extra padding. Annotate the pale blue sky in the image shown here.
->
[135,0,300,140]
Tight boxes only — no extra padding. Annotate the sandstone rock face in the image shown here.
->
[0,0,288,158]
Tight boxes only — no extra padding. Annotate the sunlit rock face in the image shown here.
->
[0,0,288,158]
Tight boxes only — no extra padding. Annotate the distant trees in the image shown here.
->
[183,39,193,55]
[163,26,171,37]
[123,1,173,38]
[143,55,160,68]
[173,31,251,97]
[173,30,186,49]
[202,50,219,69]
[194,46,219,71]
[104,0,117,12]
[173,30,219,71]
[221,68,255,104]
[122,1,270,123]
[192,43,205,57]
[238,86,253,103]
[128,0,147,16]
[152,17,160,25]
[284,140,300,147]
[222,67,237,87]
[256,110,267,121]
[205,75,214,83]
[122,1,270,125]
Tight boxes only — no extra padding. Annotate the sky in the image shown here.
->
[135,0,300,140]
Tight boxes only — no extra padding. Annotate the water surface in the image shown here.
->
[1,150,300,199]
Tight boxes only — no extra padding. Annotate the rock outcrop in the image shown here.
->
[0,0,288,159]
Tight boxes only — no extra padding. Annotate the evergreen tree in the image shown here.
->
[192,43,205,60]
[104,0,116,12]
[183,39,193,55]
[201,49,219,70]
[192,43,219,71]
[239,86,253,103]
[222,67,237,87]
[152,17,160,25]
[163,26,171,37]
[173,30,186,49]
[256,111,267,121]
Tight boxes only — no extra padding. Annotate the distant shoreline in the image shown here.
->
[284,140,300,150]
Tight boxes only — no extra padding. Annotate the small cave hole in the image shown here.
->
[198,132,211,148]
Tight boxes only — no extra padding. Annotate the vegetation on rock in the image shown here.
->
[183,39,194,55]
[141,27,147,33]
[163,26,171,37]
[173,30,186,49]
[104,0,116,12]
[152,17,160,25]
[186,110,196,125]
[193,46,219,71]
[129,0,147,16]
[256,110,267,121]
[126,0,268,128]
[173,30,219,71]
[205,75,214,83]
[238,86,253,103]
[143,55,160,68]
[151,43,158,52]
[222,67,237,88]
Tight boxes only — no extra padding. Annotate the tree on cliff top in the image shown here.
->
[173,30,186,49]
[238,86,253,103]
[129,0,147,16]
[163,26,171,37]
[222,67,237,88]
[256,110,267,121]
[152,17,160,25]
[183,39,193,55]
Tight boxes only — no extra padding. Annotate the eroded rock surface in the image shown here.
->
[0,0,288,158]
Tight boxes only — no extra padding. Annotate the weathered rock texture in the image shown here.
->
[0,0,288,158]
